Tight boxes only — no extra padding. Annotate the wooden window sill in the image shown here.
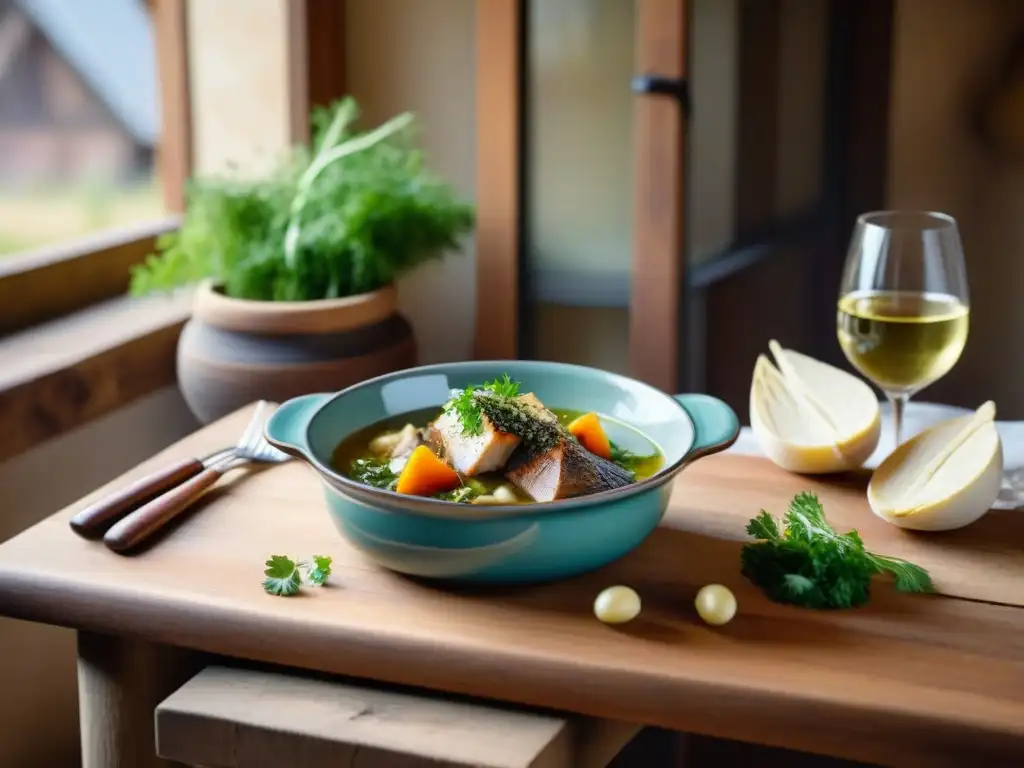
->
[0,291,192,463]
[0,217,180,335]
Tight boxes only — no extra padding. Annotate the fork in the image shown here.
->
[102,402,289,553]
[70,403,271,539]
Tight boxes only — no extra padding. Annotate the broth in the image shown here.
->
[332,402,665,506]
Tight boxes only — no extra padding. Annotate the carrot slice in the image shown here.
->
[395,445,461,496]
[567,412,612,460]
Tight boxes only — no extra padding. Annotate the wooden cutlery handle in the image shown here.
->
[102,467,224,553]
[69,458,205,538]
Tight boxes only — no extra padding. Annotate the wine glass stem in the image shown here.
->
[888,392,909,447]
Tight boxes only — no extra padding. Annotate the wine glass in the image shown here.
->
[837,211,969,449]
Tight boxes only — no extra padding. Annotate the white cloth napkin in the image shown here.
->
[727,401,1024,509]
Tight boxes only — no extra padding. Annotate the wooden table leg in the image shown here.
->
[77,631,202,768]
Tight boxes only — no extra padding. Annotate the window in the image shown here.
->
[0,0,165,256]
[0,0,348,461]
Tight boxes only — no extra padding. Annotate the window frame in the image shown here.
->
[0,0,347,460]
[0,0,192,331]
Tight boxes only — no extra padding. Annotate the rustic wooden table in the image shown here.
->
[1,405,1023,767]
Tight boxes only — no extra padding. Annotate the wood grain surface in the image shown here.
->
[630,0,688,393]
[473,0,520,360]
[0,217,180,334]
[78,631,204,768]
[155,665,639,768]
[0,405,1023,766]
[0,293,190,462]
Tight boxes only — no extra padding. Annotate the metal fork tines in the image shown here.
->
[101,401,290,553]
[210,402,289,472]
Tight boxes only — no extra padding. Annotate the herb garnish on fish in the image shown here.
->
[475,395,565,455]
[443,375,520,437]
[443,375,565,455]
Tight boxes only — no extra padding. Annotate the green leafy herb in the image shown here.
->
[130,97,475,302]
[443,387,484,436]
[608,441,658,477]
[306,555,333,586]
[263,555,334,596]
[483,374,520,398]
[262,556,302,596]
[438,485,480,504]
[351,457,398,490]
[442,375,522,437]
[741,492,935,610]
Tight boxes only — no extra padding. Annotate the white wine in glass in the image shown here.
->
[837,211,969,447]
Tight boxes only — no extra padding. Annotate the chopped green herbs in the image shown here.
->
[351,457,397,490]
[608,441,658,477]
[476,397,564,455]
[741,492,935,609]
[353,453,484,503]
[443,387,485,436]
[442,375,523,438]
[263,555,333,596]
[484,374,520,398]
[437,485,480,504]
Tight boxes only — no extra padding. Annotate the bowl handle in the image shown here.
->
[673,394,740,460]
[264,393,333,461]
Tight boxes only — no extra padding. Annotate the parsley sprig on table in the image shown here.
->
[263,555,333,596]
[741,492,935,609]
[442,375,521,436]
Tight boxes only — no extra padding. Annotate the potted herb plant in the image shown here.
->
[131,98,475,423]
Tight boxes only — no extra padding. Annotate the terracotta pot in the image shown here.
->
[177,281,417,424]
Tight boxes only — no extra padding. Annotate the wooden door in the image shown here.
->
[630,0,688,392]
[474,0,893,418]
[680,0,893,422]
[474,0,687,392]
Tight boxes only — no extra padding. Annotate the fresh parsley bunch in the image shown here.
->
[741,492,935,609]
[130,97,474,302]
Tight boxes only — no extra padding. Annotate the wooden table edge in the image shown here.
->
[0,568,1021,766]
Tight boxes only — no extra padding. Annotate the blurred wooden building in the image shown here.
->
[0,0,157,188]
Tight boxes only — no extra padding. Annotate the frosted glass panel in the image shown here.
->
[533,306,631,376]
[689,0,739,266]
[526,0,635,307]
[525,0,635,369]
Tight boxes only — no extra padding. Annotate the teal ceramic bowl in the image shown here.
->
[265,360,739,584]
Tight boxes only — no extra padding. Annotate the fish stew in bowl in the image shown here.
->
[331,375,665,505]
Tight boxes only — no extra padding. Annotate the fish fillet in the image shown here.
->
[506,438,634,502]
[427,410,521,476]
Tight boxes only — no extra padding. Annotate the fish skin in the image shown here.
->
[506,438,634,502]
